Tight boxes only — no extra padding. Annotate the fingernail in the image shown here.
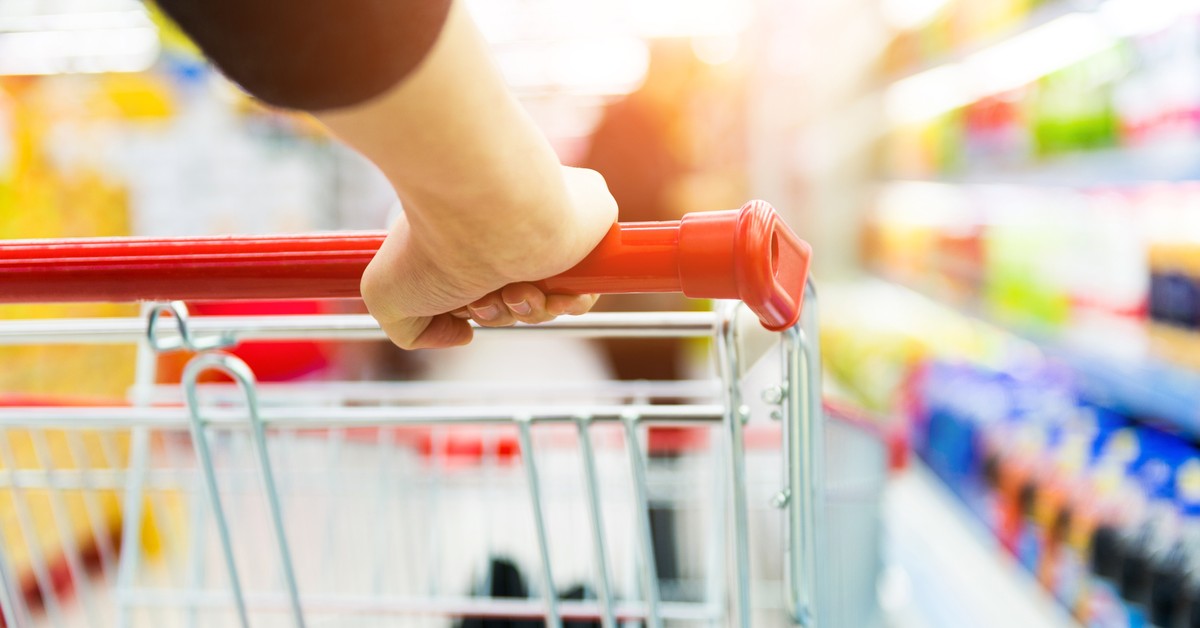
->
[508,300,532,315]
[451,310,471,319]
[471,304,500,321]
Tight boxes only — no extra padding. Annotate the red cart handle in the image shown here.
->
[0,200,811,330]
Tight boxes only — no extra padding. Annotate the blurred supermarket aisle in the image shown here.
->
[11,0,1200,626]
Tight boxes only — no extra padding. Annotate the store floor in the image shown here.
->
[882,464,1080,628]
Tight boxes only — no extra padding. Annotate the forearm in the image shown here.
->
[317,1,572,275]
[161,0,571,269]
[159,0,617,348]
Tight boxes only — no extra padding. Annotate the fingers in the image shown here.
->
[546,293,600,316]
[379,314,474,350]
[467,291,517,327]
[376,289,601,349]
[468,283,550,327]
[466,285,599,327]
[501,283,555,324]
[413,314,475,348]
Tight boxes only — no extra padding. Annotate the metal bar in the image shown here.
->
[622,414,664,628]
[0,429,66,628]
[0,403,725,429]
[0,312,718,346]
[146,302,235,353]
[784,326,811,626]
[115,307,159,628]
[320,427,346,595]
[715,304,753,628]
[117,303,174,628]
[64,432,119,584]
[576,416,617,628]
[790,281,827,627]
[0,467,739,499]
[705,424,729,628]
[184,353,307,627]
[150,379,721,412]
[142,438,191,602]
[517,418,562,628]
[0,524,28,628]
[114,426,153,628]
[181,363,252,628]
[141,469,185,594]
[184,474,209,628]
[370,427,398,595]
[117,589,722,621]
[480,428,500,593]
[27,431,101,623]
[426,426,445,599]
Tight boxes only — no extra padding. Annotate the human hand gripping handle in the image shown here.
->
[0,201,811,334]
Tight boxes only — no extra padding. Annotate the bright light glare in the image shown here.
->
[881,0,951,31]
[0,2,160,76]
[885,64,971,125]
[885,0,1200,124]
[467,0,747,96]
[1099,0,1200,37]
[496,37,650,97]
[550,37,650,93]
[965,13,1113,96]
[0,26,159,75]
[0,9,148,32]
[631,0,751,38]
[876,181,966,226]
[692,35,740,66]
[886,13,1115,123]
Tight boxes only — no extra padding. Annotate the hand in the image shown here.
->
[360,166,618,349]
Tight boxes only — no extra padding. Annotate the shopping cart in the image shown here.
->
[0,201,886,627]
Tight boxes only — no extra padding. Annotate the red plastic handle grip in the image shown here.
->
[534,200,811,330]
[0,201,811,330]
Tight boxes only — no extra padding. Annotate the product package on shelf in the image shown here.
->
[886,8,1200,181]
[909,355,1200,627]
[866,181,1200,375]
[823,278,1200,625]
[1147,239,1200,369]
[869,183,1148,325]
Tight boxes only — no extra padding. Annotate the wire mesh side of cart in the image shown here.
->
[0,285,884,628]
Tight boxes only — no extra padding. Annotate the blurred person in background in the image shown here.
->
[582,39,748,381]
[154,0,616,349]
[581,41,750,595]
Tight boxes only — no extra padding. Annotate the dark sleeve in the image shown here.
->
[155,0,452,111]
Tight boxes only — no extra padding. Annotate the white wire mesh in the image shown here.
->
[0,305,885,627]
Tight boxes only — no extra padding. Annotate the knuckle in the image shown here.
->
[359,265,384,307]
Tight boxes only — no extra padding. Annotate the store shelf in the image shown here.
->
[883,463,1078,628]
[888,0,1082,85]
[875,278,1200,439]
[884,0,1190,126]
[890,139,1200,187]
[1036,318,1200,436]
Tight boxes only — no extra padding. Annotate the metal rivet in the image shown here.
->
[770,489,790,509]
[761,385,786,405]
